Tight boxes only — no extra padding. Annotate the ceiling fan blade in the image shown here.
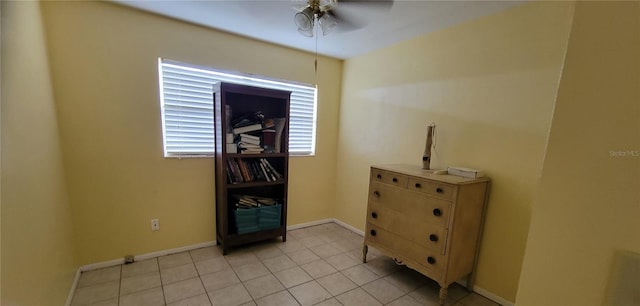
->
[326,10,365,32]
[337,0,394,10]
[328,0,394,32]
[327,0,393,32]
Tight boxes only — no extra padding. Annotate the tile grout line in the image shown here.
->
[117,264,122,306]
[156,256,168,305]
[191,250,216,306]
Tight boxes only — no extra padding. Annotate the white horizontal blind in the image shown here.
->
[158,58,317,157]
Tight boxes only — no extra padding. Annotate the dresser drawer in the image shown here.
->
[367,201,404,232]
[410,244,446,277]
[413,223,448,255]
[407,177,456,200]
[364,224,412,255]
[368,182,452,228]
[367,201,448,254]
[371,169,408,188]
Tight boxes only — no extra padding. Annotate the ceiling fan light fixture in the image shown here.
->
[298,26,314,37]
[318,13,337,36]
[294,6,315,31]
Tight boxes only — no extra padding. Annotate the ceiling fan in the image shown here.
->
[292,0,394,37]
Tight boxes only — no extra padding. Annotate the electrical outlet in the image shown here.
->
[151,218,160,231]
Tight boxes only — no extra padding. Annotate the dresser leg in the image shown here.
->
[438,286,448,306]
[362,244,368,263]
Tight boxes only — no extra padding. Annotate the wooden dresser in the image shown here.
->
[363,164,490,305]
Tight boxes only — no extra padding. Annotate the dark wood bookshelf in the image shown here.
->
[213,82,290,255]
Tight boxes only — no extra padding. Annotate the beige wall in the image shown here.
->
[40,1,342,265]
[516,1,639,305]
[1,1,77,304]
[335,2,574,302]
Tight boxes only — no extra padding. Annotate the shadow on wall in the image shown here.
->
[603,250,640,305]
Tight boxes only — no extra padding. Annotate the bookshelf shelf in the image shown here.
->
[227,181,286,189]
[214,82,290,255]
[226,153,288,158]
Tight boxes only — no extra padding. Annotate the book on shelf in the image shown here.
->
[249,162,265,181]
[256,198,277,206]
[231,111,265,134]
[226,143,237,154]
[238,142,264,154]
[232,194,280,209]
[258,162,272,182]
[262,129,276,153]
[241,149,264,154]
[226,158,283,183]
[234,195,259,209]
[227,159,243,183]
[237,159,252,182]
[233,123,263,135]
[261,160,277,181]
[239,133,260,145]
[226,169,234,184]
[238,142,261,149]
[226,133,235,144]
[261,158,283,179]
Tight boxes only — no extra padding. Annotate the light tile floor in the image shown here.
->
[71,222,501,306]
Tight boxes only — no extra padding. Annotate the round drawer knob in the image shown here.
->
[376,174,382,179]
[429,234,438,242]
[415,183,422,188]
[370,229,377,236]
[392,177,398,183]
[427,256,436,265]
[436,187,444,193]
[373,191,380,198]
[433,208,442,216]
[371,212,378,219]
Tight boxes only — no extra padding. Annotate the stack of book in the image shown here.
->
[231,111,265,134]
[226,109,286,154]
[225,133,237,153]
[226,158,283,184]
[233,195,279,209]
[237,133,263,154]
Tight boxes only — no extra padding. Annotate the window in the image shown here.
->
[158,58,317,157]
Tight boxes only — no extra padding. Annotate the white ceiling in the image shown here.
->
[113,0,525,59]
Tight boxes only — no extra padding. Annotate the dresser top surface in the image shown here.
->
[372,164,490,185]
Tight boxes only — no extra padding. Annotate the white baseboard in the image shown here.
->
[132,241,217,263]
[78,241,217,272]
[286,218,333,230]
[331,218,364,236]
[65,269,82,306]
[472,285,514,306]
[286,218,364,237]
